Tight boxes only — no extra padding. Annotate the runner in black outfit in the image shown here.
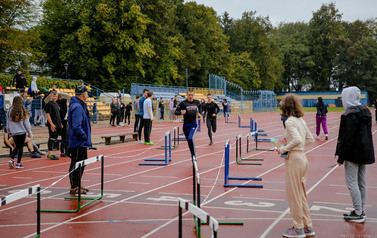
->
[202,94,220,145]
[175,89,201,158]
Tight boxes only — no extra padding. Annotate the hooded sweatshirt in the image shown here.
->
[335,87,375,165]
[31,77,38,93]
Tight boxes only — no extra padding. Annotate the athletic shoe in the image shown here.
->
[60,153,68,157]
[315,135,319,139]
[282,227,305,238]
[8,159,14,168]
[344,211,365,223]
[209,141,213,145]
[31,153,42,158]
[144,142,154,145]
[344,210,366,219]
[325,134,328,140]
[82,187,90,192]
[15,163,24,169]
[69,187,87,195]
[303,227,315,236]
[138,140,144,143]
[47,155,59,160]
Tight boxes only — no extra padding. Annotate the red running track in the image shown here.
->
[0,111,377,238]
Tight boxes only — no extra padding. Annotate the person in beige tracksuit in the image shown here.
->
[277,94,315,238]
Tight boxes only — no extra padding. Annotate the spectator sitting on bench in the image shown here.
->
[4,131,44,158]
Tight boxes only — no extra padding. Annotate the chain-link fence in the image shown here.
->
[209,74,277,113]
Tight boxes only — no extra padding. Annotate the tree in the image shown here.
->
[308,3,344,91]
[136,0,185,86]
[40,0,154,90]
[275,22,313,91]
[175,2,231,87]
[226,11,283,90]
[0,0,39,72]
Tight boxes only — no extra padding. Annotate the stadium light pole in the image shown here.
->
[185,68,188,88]
[64,63,69,79]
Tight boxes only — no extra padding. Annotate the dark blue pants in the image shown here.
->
[183,122,198,158]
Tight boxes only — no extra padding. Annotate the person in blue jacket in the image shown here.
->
[68,85,92,195]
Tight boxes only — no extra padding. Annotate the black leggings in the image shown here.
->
[11,134,26,164]
[206,117,217,141]
[134,114,140,132]
[125,112,131,125]
[138,118,145,140]
[110,113,116,125]
[48,125,59,151]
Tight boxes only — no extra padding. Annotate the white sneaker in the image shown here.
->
[316,135,319,139]
[138,140,144,143]
[8,159,14,168]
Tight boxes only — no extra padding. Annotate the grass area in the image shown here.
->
[303,107,345,112]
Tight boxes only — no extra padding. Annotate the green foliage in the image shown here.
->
[223,11,284,90]
[0,0,41,72]
[0,74,81,89]
[308,3,344,90]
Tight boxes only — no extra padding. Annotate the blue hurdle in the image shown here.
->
[139,131,172,166]
[224,140,263,188]
[238,115,251,128]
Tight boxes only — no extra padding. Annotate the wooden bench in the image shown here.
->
[101,132,138,145]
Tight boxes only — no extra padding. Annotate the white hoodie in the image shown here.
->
[341,86,361,111]
[31,77,38,92]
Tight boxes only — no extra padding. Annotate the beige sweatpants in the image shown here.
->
[285,151,312,229]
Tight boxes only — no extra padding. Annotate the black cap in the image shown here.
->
[75,85,91,96]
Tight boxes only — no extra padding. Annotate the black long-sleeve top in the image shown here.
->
[202,101,220,118]
[175,99,201,124]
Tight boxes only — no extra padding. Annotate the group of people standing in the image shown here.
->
[7,83,92,195]
[133,89,155,145]
[109,98,132,126]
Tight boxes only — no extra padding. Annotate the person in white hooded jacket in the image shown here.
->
[335,86,375,223]
[30,76,38,98]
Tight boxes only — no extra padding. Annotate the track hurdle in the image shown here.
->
[249,117,268,137]
[191,155,202,236]
[139,131,172,166]
[178,198,219,238]
[247,131,274,152]
[0,185,41,238]
[225,114,236,124]
[191,155,243,231]
[224,140,263,188]
[41,155,104,213]
[238,115,251,128]
[235,134,263,165]
[158,127,179,150]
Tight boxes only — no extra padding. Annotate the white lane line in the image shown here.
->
[259,164,338,238]
[140,175,178,179]
[128,182,150,185]
[12,177,33,179]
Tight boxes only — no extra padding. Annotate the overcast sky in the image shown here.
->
[186,0,377,25]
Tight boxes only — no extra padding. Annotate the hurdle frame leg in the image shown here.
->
[139,131,172,166]
[235,135,263,165]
